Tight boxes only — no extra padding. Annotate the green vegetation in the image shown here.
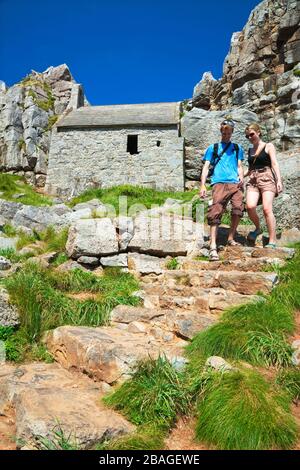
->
[0,326,53,363]
[20,75,55,112]
[18,139,26,152]
[69,185,198,215]
[0,247,33,263]
[276,368,300,401]
[166,258,179,270]
[4,263,139,344]
[96,423,166,451]
[1,223,17,237]
[187,246,300,367]
[36,424,79,450]
[293,69,300,78]
[104,356,189,427]
[45,115,59,131]
[0,173,52,206]
[195,368,297,450]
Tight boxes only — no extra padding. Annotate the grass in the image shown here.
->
[187,245,300,367]
[276,368,300,401]
[15,226,68,253]
[195,368,297,450]
[166,258,179,270]
[1,223,17,237]
[35,423,79,450]
[0,173,52,206]
[4,262,140,343]
[0,248,33,263]
[103,356,190,428]
[96,423,166,450]
[0,326,53,363]
[69,185,198,216]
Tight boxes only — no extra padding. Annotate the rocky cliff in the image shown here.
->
[190,0,300,152]
[0,64,85,187]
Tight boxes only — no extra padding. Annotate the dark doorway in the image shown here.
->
[127,135,138,154]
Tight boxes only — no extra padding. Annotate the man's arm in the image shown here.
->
[200,160,210,198]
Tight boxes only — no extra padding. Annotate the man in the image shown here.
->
[200,119,244,261]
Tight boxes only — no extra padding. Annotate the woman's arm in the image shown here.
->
[267,143,283,193]
[238,159,244,185]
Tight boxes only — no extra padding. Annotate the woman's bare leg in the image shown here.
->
[262,191,276,244]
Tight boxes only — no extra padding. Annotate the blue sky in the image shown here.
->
[0,0,261,105]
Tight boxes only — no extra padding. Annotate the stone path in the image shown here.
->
[0,244,295,449]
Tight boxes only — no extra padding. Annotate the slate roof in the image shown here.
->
[57,102,181,128]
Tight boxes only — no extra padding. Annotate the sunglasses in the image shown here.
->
[245,132,255,139]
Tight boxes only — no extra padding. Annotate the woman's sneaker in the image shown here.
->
[247,228,262,241]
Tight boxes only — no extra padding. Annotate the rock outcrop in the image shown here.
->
[0,64,85,187]
[189,0,300,152]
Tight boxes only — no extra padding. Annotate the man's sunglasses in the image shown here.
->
[245,132,255,139]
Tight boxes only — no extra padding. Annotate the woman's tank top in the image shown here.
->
[248,145,272,170]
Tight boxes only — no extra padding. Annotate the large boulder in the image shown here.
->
[0,363,133,449]
[44,325,186,385]
[128,213,204,257]
[66,218,119,258]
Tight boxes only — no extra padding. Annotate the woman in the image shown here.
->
[244,124,283,248]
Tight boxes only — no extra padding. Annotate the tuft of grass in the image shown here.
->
[38,226,69,253]
[36,423,79,450]
[195,368,297,450]
[0,326,53,363]
[4,263,139,342]
[69,184,198,215]
[243,330,293,367]
[1,223,17,237]
[0,172,52,206]
[50,253,69,267]
[103,356,190,427]
[0,247,33,263]
[276,369,300,401]
[96,423,166,450]
[166,258,179,270]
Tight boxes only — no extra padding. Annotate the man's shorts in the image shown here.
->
[207,183,244,226]
[246,167,277,195]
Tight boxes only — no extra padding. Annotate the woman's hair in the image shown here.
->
[245,123,262,136]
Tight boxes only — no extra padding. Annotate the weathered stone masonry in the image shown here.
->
[45,103,184,198]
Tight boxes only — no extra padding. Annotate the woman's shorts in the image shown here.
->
[246,167,277,195]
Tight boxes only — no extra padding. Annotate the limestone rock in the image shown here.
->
[0,256,12,270]
[0,363,133,450]
[44,325,186,384]
[128,252,165,274]
[0,287,19,327]
[100,254,128,267]
[77,256,99,266]
[205,356,235,372]
[128,213,204,257]
[66,218,119,259]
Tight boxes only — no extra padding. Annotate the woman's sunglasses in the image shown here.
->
[245,132,255,139]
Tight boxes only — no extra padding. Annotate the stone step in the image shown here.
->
[0,363,134,450]
[139,284,263,313]
[142,270,278,295]
[220,245,295,261]
[44,325,188,385]
[110,304,218,340]
[179,257,285,272]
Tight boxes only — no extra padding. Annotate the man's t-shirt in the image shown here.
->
[203,142,244,185]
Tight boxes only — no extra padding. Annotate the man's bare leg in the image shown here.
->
[227,215,241,243]
[210,224,218,249]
